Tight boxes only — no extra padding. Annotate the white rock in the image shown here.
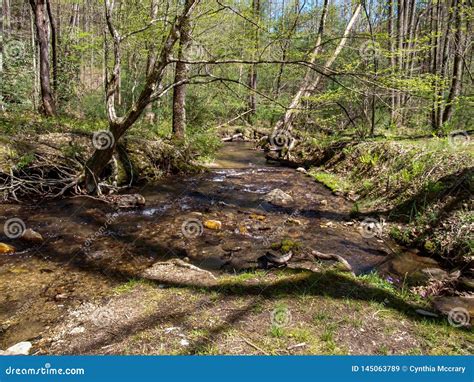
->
[180,339,190,346]
[264,189,293,206]
[69,327,86,335]
[1,341,32,355]
[296,167,307,174]
[21,228,44,243]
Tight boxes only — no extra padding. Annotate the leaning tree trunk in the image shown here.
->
[29,0,56,116]
[84,0,199,193]
[246,0,261,123]
[273,1,361,134]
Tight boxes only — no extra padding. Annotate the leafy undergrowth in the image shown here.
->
[306,138,473,265]
[42,269,472,355]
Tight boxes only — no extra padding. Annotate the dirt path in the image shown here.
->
[0,143,471,355]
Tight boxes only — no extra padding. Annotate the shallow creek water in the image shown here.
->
[0,142,455,349]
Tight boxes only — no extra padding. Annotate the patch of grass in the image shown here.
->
[15,153,35,169]
[309,170,349,193]
[269,325,287,338]
[113,278,152,294]
[287,327,312,343]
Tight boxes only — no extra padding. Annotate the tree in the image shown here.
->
[172,0,192,139]
[84,0,200,193]
[29,0,56,116]
[273,0,361,135]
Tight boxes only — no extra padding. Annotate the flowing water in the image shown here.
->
[0,142,449,349]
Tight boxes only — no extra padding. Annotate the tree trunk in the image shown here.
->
[85,0,199,193]
[144,0,160,124]
[29,0,56,116]
[442,0,467,124]
[246,0,261,122]
[46,0,58,98]
[172,7,192,140]
[273,1,361,134]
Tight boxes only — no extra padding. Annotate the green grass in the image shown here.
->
[309,170,349,193]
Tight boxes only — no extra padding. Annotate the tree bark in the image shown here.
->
[172,4,192,140]
[442,0,467,124]
[144,0,160,125]
[46,0,58,98]
[29,0,56,116]
[246,0,261,122]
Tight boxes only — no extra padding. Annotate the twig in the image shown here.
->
[241,337,269,355]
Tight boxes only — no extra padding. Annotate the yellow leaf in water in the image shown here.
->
[239,225,248,234]
[204,220,222,230]
[249,214,266,221]
[0,243,15,254]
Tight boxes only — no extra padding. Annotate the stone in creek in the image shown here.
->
[0,341,32,355]
[204,220,222,230]
[69,326,86,335]
[264,189,293,206]
[107,193,146,208]
[296,167,308,174]
[21,228,44,243]
[0,243,15,254]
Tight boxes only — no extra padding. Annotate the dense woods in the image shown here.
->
[0,0,472,356]
[2,1,472,137]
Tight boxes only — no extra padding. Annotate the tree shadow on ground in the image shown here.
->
[36,240,469,355]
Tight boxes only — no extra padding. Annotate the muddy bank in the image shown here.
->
[265,138,473,267]
[0,132,202,201]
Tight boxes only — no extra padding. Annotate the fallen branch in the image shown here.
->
[311,250,354,274]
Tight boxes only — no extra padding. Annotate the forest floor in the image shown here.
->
[0,142,472,355]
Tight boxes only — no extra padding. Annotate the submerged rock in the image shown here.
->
[0,243,15,254]
[204,220,222,230]
[264,189,293,206]
[21,228,44,243]
[106,194,146,208]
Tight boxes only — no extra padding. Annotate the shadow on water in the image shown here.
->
[3,142,467,351]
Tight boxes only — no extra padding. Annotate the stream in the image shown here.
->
[0,142,457,349]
